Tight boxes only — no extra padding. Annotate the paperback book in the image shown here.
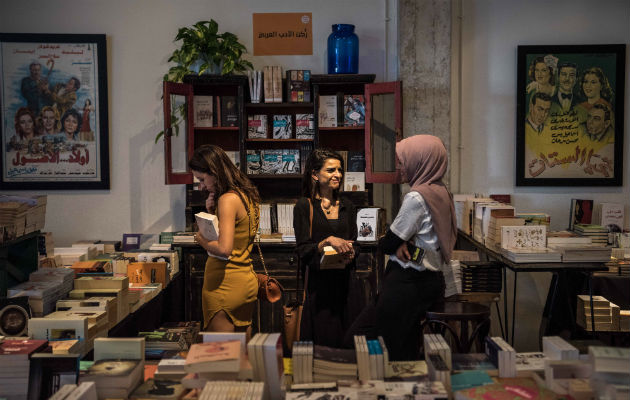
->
[247,115,268,138]
[193,96,213,128]
[219,96,238,127]
[343,94,365,126]
[295,113,315,139]
[272,115,292,139]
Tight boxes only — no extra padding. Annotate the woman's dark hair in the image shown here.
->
[60,108,82,134]
[301,148,344,200]
[188,144,260,207]
[528,56,555,86]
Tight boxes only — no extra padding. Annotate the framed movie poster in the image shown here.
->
[516,44,625,186]
[0,33,109,190]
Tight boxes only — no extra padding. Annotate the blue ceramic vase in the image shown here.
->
[327,24,358,74]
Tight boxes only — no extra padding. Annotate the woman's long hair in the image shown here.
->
[301,148,344,201]
[188,144,260,209]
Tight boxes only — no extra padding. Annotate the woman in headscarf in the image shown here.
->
[375,134,457,361]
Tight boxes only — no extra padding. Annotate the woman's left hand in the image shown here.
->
[395,242,411,262]
[195,231,208,250]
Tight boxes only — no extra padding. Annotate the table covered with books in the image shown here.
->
[456,230,608,346]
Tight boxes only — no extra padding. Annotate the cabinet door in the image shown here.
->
[163,81,194,184]
[364,81,402,183]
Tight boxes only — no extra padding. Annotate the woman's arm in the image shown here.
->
[293,198,319,263]
[195,192,240,258]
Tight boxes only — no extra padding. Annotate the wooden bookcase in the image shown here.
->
[162,73,401,328]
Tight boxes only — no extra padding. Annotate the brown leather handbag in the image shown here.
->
[255,238,283,303]
[282,199,312,351]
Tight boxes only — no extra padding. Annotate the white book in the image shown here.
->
[247,333,262,381]
[356,208,380,242]
[378,336,390,378]
[195,212,219,241]
[194,95,213,127]
[344,171,365,192]
[318,95,337,127]
[94,337,145,361]
[49,384,77,400]
[501,225,547,249]
[64,382,97,400]
[261,333,283,400]
[201,331,247,355]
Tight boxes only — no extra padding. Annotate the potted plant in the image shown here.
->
[163,19,253,82]
[156,20,253,142]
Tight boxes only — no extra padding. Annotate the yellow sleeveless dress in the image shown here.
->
[201,196,259,329]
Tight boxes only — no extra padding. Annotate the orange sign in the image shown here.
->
[253,13,313,56]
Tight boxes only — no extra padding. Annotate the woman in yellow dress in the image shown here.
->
[189,145,260,339]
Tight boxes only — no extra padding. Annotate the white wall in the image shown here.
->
[0,0,389,246]
[460,0,629,351]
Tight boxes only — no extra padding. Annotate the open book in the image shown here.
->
[194,212,227,260]
[319,246,347,269]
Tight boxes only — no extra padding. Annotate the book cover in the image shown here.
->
[261,149,283,174]
[0,339,48,359]
[282,149,300,174]
[130,378,185,400]
[500,225,547,249]
[272,115,292,139]
[127,262,169,286]
[224,150,240,168]
[318,95,337,127]
[286,70,311,103]
[569,198,594,230]
[194,212,219,241]
[220,96,238,127]
[598,202,624,234]
[343,94,365,126]
[247,114,268,138]
[295,113,315,138]
[246,150,262,174]
[319,246,347,269]
[343,171,365,192]
[184,340,241,373]
[193,96,213,128]
[346,151,366,172]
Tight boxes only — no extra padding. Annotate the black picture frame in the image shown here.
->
[516,44,625,186]
[0,33,109,190]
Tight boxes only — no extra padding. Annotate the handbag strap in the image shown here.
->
[255,236,269,277]
[243,194,268,277]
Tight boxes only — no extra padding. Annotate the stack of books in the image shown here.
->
[130,378,185,399]
[0,195,47,241]
[291,340,313,384]
[138,331,188,356]
[8,280,60,317]
[484,336,516,378]
[573,224,609,244]
[460,262,502,293]
[588,346,630,399]
[198,381,264,400]
[575,295,622,332]
[312,344,357,383]
[427,353,451,388]
[0,339,48,398]
[548,244,612,262]
[500,225,562,263]
[542,336,579,360]
[50,382,97,400]
[80,359,144,399]
[485,216,525,250]
[424,333,452,370]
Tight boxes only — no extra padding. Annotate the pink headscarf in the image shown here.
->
[396,135,457,263]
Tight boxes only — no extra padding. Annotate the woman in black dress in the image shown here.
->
[293,149,358,348]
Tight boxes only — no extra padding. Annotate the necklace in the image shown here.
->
[321,199,337,214]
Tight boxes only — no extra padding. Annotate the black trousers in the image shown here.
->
[375,261,444,361]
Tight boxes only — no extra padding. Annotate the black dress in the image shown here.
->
[293,196,358,348]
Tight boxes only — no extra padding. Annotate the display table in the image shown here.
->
[456,230,608,346]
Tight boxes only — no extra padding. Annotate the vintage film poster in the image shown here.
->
[516,44,625,186]
[0,33,109,189]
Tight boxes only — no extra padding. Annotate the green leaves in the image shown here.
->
[164,19,252,83]
[158,20,252,143]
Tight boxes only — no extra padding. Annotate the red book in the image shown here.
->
[0,339,48,361]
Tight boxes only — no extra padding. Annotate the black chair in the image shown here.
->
[421,301,491,353]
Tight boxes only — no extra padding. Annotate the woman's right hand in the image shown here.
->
[323,236,354,255]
